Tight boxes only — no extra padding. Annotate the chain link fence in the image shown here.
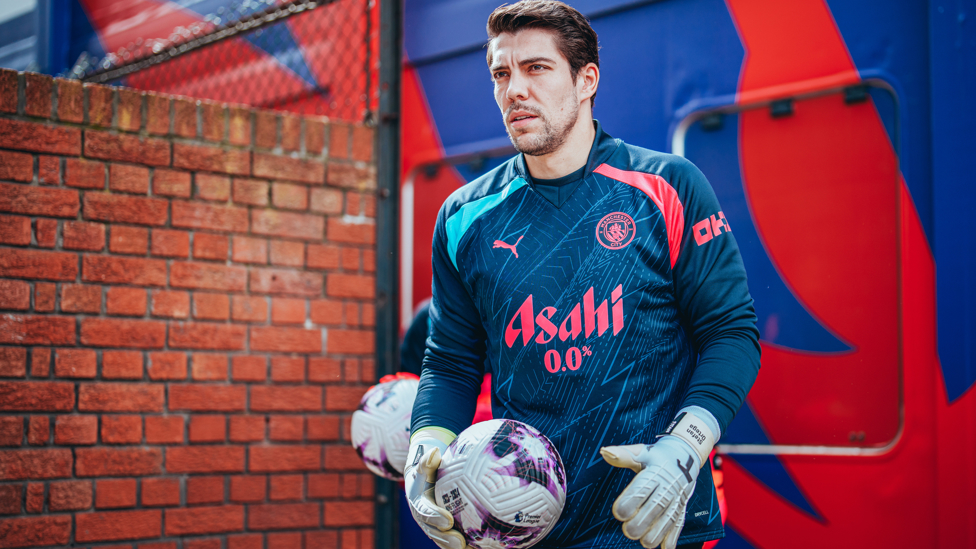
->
[74,0,376,123]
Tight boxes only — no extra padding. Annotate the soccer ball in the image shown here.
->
[351,375,419,481]
[435,419,566,549]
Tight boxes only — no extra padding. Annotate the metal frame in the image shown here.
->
[374,0,401,546]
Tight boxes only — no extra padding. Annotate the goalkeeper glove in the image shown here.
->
[600,407,719,549]
[404,428,468,549]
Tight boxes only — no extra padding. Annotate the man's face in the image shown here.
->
[489,29,580,156]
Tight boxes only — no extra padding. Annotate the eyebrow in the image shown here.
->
[489,56,558,72]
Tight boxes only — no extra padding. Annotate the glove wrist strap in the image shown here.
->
[660,411,716,466]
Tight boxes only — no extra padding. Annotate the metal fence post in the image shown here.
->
[374,0,401,546]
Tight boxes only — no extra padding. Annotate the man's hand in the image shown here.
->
[600,410,718,549]
[404,432,468,549]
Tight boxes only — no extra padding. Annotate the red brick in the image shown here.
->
[33,282,55,312]
[279,115,300,152]
[328,218,375,245]
[310,299,342,327]
[63,221,105,251]
[117,88,142,132]
[0,280,30,310]
[170,262,247,293]
[144,416,183,444]
[148,350,189,381]
[307,244,340,270]
[49,479,92,510]
[37,155,60,185]
[85,193,168,226]
[193,233,228,261]
[271,299,305,326]
[27,482,45,511]
[252,210,324,241]
[326,274,375,299]
[307,416,339,442]
[228,415,264,443]
[325,386,367,413]
[272,182,308,210]
[173,98,197,138]
[231,296,267,322]
[269,532,303,549]
[230,355,265,382]
[0,118,80,156]
[83,256,166,286]
[174,142,250,175]
[0,416,22,445]
[327,163,375,190]
[146,93,169,135]
[229,476,265,503]
[229,535,263,549]
[167,446,244,474]
[0,448,72,479]
[362,303,375,327]
[0,315,75,346]
[110,164,150,194]
[228,108,251,147]
[101,415,142,444]
[27,416,49,444]
[196,173,231,201]
[25,73,52,116]
[186,475,224,505]
[106,287,148,316]
[351,125,374,162]
[232,236,267,264]
[200,101,224,141]
[191,353,227,382]
[169,385,246,412]
[0,182,79,218]
[325,446,367,471]
[250,326,321,354]
[270,240,305,267]
[248,502,319,530]
[153,169,191,198]
[53,348,96,379]
[307,473,338,499]
[326,329,374,356]
[75,509,161,542]
[329,123,350,159]
[169,322,246,351]
[0,516,71,547]
[193,293,229,321]
[0,70,15,114]
[141,477,180,506]
[85,83,113,127]
[325,500,373,526]
[254,111,277,149]
[143,543,178,549]
[96,478,137,508]
[232,178,268,207]
[250,269,322,297]
[33,219,57,249]
[165,504,244,536]
[0,382,71,412]
[98,350,141,380]
[53,414,96,444]
[342,359,360,382]
[269,416,303,443]
[309,188,342,215]
[78,383,163,412]
[80,318,165,349]
[0,151,32,182]
[151,291,189,319]
[84,130,170,166]
[171,201,248,234]
[150,229,189,258]
[75,447,162,477]
[56,78,83,122]
[109,225,149,255]
[0,249,77,281]
[250,386,321,413]
[306,118,326,155]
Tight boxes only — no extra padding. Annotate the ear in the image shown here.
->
[577,62,600,102]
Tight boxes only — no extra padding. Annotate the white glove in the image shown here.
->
[600,408,719,549]
[404,429,468,549]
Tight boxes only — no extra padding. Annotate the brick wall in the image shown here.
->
[0,69,378,549]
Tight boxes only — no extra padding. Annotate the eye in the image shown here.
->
[492,70,509,80]
[529,64,547,72]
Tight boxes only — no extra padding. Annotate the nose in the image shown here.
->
[506,71,529,103]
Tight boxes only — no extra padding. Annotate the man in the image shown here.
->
[405,2,760,548]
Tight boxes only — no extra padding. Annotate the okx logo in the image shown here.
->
[693,211,730,246]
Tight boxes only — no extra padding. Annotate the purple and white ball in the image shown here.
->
[435,419,566,549]
[350,377,418,481]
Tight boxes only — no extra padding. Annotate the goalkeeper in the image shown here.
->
[407,2,760,548]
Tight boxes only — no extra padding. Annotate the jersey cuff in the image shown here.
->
[410,426,458,445]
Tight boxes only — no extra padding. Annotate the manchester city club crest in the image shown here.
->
[596,212,636,250]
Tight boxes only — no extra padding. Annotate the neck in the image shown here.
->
[523,112,595,180]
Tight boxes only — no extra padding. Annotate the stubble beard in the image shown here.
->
[505,99,578,157]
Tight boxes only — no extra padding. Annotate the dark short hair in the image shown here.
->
[487,1,600,104]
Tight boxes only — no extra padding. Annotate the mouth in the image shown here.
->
[509,112,538,129]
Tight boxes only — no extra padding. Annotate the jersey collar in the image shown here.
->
[512,119,621,183]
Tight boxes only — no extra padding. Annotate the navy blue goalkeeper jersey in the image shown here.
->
[412,122,760,547]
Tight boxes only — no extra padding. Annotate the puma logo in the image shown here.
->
[493,235,524,258]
